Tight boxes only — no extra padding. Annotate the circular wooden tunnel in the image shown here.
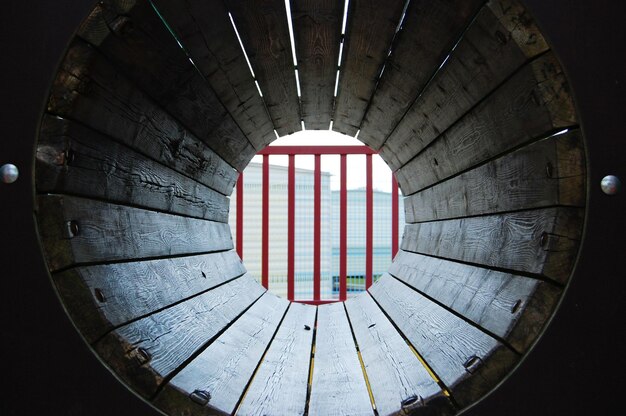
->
[34,0,586,415]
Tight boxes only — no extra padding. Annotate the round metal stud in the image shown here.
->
[600,175,621,195]
[1,164,19,184]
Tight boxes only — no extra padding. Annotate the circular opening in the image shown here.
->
[33,0,586,415]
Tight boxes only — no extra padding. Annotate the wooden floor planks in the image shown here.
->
[96,274,265,399]
[370,274,518,408]
[308,302,373,416]
[237,302,316,416]
[154,292,289,415]
[345,293,452,416]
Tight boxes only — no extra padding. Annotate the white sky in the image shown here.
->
[249,130,395,193]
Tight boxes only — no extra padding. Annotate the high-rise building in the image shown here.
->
[230,162,403,300]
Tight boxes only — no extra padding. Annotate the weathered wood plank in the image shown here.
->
[36,115,230,221]
[309,302,372,416]
[227,0,302,136]
[380,0,550,170]
[237,302,316,416]
[389,250,562,353]
[404,130,585,222]
[292,0,343,130]
[53,251,246,343]
[358,0,484,150]
[36,195,233,272]
[401,207,584,284]
[77,0,256,169]
[95,274,264,399]
[345,293,452,416]
[332,0,406,136]
[370,274,518,408]
[47,39,239,188]
[151,0,276,150]
[396,52,577,195]
[154,293,289,415]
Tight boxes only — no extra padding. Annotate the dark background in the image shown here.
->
[1,1,624,415]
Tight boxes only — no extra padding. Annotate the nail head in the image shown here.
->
[601,175,621,195]
[1,164,19,184]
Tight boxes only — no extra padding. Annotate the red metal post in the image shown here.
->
[366,154,373,289]
[288,154,295,301]
[314,154,321,301]
[392,174,399,258]
[340,154,347,301]
[262,155,269,289]
[236,172,244,260]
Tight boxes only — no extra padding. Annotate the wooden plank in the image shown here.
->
[308,302,372,416]
[396,52,577,195]
[291,0,343,130]
[389,250,562,353]
[237,302,316,416]
[36,115,230,222]
[380,0,550,170]
[47,39,239,188]
[358,0,484,150]
[95,274,265,399]
[52,251,245,343]
[36,195,233,272]
[331,0,406,136]
[404,130,585,222]
[153,293,289,415]
[227,0,302,136]
[401,207,584,284]
[345,294,452,416]
[77,0,256,169]
[150,0,276,149]
[370,274,518,408]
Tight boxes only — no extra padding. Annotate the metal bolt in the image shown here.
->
[189,390,211,406]
[1,164,19,184]
[601,175,621,195]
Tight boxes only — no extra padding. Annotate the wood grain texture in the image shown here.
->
[331,0,406,136]
[37,115,230,222]
[237,302,316,416]
[388,250,562,353]
[95,274,264,399]
[47,39,238,189]
[404,129,585,222]
[77,0,256,170]
[292,0,343,130]
[358,0,484,150]
[379,0,550,170]
[370,274,518,408]
[396,52,577,195]
[52,251,245,343]
[36,195,233,272]
[227,0,302,136]
[154,293,289,415]
[151,0,276,150]
[345,293,452,416]
[401,207,584,284]
[308,302,373,416]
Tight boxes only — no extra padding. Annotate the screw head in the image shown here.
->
[601,175,621,195]
[1,164,19,184]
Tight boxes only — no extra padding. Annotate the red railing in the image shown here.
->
[236,145,400,304]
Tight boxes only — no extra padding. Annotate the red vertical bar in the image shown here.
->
[262,155,269,289]
[366,154,373,289]
[288,154,295,301]
[314,154,321,301]
[340,154,347,301]
[236,172,243,260]
[392,174,399,258]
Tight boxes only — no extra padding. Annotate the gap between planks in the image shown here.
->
[303,307,318,416]
[367,290,459,410]
[149,289,267,401]
[343,302,379,415]
[232,302,293,415]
